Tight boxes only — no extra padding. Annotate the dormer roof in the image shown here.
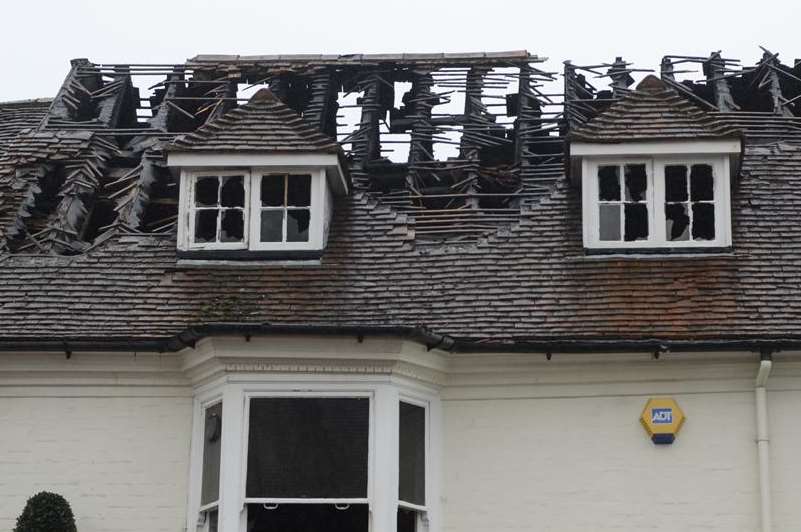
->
[570,75,740,143]
[168,88,340,154]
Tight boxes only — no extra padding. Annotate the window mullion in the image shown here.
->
[373,385,400,532]
[218,386,245,532]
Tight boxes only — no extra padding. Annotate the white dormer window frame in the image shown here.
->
[177,166,328,252]
[574,140,739,251]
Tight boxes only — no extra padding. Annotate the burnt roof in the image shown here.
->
[3,51,801,352]
[570,76,739,143]
[168,89,340,153]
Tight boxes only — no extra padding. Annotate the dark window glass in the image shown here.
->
[220,176,245,207]
[692,203,716,240]
[208,510,218,532]
[399,402,426,506]
[246,504,367,532]
[665,203,690,241]
[195,177,219,207]
[246,398,369,499]
[287,210,310,242]
[261,175,285,207]
[397,509,418,532]
[599,204,621,241]
[220,210,244,242]
[598,165,620,201]
[201,403,222,506]
[194,210,217,243]
[665,165,688,202]
[624,164,647,202]
[624,204,648,241]
[260,211,283,242]
[287,175,312,207]
[690,164,714,201]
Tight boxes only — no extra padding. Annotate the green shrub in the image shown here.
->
[14,492,77,532]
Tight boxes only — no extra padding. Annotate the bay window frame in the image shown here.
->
[397,394,431,532]
[582,154,732,250]
[188,380,439,532]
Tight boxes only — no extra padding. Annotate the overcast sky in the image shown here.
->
[1,0,800,101]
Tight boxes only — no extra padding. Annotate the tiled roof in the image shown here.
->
[570,76,739,143]
[1,141,801,348]
[168,89,340,153]
[0,99,50,153]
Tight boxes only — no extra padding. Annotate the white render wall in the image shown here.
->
[441,353,801,532]
[1,340,801,532]
[0,353,192,532]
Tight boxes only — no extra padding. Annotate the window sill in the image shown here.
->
[582,246,734,260]
[176,249,323,268]
[178,248,323,261]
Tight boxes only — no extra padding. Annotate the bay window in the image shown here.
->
[191,385,436,532]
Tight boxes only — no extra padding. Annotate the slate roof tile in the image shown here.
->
[570,76,739,143]
[0,141,799,345]
[168,89,340,154]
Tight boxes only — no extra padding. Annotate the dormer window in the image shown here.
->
[582,154,732,249]
[166,88,348,259]
[569,75,741,253]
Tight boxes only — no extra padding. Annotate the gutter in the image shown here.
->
[3,327,801,355]
[755,353,773,532]
[0,324,455,353]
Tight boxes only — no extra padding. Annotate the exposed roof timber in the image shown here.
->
[187,50,545,67]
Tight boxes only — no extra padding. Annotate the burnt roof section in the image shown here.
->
[4,50,801,350]
[168,88,340,153]
[570,75,739,143]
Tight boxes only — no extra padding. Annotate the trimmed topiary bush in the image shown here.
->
[14,492,77,532]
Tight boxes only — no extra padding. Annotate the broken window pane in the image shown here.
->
[220,176,245,207]
[201,403,222,506]
[692,203,716,240]
[399,402,426,506]
[665,165,688,202]
[598,165,620,201]
[599,204,621,241]
[624,164,647,202]
[260,210,283,242]
[220,210,244,242]
[286,209,310,242]
[246,504,368,532]
[624,204,648,241]
[690,164,714,201]
[261,175,285,207]
[287,175,312,207]
[246,397,369,499]
[195,177,219,207]
[665,203,690,241]
[397,509,418,532]
[194,210,218,243]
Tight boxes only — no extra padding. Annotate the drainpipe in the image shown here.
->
[755,353,773,532]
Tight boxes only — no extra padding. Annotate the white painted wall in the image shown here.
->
[1,341,800,532]
[441,353,801,532]
[0,352,192,532]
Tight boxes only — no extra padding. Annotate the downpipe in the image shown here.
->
[755,354,773,532]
